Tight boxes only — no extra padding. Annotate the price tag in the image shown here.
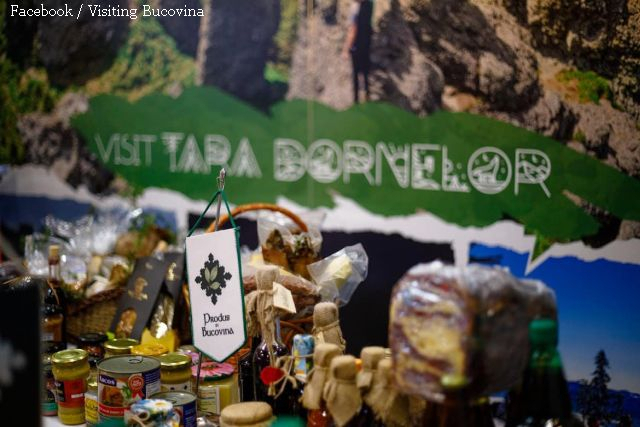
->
[272,282,297,314]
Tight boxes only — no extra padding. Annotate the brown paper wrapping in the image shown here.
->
[356,346,385,391]
[312,302,346,351]
[366,358,411,427]
[301,342,342,410]
[322,355,362,427]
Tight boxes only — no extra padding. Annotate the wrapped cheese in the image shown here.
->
[389,261,556,401]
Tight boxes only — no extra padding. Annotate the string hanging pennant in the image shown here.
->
[185,169,247,362]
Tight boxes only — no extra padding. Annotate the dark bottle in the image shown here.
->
[45,245,67,343]
[239,337,259,401]
[506,319,581,427]
[345,404,385,427]
[421,375,494,427]
[253,316,290,414]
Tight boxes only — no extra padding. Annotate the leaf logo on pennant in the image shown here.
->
[195,253,232,305]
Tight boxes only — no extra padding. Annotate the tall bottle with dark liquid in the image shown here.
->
[253,316,290,413]
[45,245,67,344]
[506,319,581,427]
[239,337,259,401]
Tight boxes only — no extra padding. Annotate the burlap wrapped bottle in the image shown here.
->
[301,342,342,410]
[356,346,386,391]
[220,401,273,427]
[322,355,362,427]
[366,358,411,427]
[312,302,346,352]
[244,266,278,344]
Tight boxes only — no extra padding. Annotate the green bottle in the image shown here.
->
[506,319,581,427]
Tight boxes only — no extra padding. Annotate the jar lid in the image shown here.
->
[78,332,108,345]
[104,338,139,353]
[220,402,273,425]
[132,343,169,357]
[159,353,191,370]
[42,303,63,316]
[52,349,88,365]
[43,340,66,355]
[193,361,235,380]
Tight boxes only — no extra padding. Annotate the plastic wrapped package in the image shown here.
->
[257,216,322,279]
[307,244,369,306]
[389,261,557,402]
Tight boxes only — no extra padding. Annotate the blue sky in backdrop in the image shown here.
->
[470,243,640,393]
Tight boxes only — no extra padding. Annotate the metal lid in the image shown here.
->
[220,402,273,424]
[52,349,88,365]
[104,338,139,353]
[132,343,169,356]
[78,332,108,345]
[153,391,196,406]
[98,355,160,374]
[159,353,191,370]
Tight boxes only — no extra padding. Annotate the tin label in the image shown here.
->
[98,368,160,419]
[55,378,86,408]
[161,380,192,393]
[198,386,220,415]
[42,368,58,415]
[173,399,197,427]
[85,393,98,424]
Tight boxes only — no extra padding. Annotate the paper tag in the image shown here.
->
[186,228,246,362]
[272,282,297,314]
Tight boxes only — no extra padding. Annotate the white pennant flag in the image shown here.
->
[186,228,246,361]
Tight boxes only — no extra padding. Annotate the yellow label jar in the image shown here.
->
[195,362,239,416]
[84,375,98,427]
[104,338,139,358]
[51,349,90,425]
[159,352,193,392]
[132,343,169,357]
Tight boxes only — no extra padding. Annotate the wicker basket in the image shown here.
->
[66,287,124,340]
[203,203,315,354]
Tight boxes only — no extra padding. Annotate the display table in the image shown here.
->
[43,417,85,427]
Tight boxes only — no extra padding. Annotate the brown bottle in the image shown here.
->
[45,245,67,343]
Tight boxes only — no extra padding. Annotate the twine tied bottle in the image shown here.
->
[312,302,346,352]
[302,343,342,426]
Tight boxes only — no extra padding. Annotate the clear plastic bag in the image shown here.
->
[389,261,557,401]
[307,243,369,306]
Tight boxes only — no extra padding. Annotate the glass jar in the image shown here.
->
[132,343,169,357]
[51,349,90,425]
[77,332,108,359]
[42,304,64,342]
[195,362,239,416]
[42,341,66,416]
[159,352,193,392]
[84,375,99,427]
[104,338,139,358]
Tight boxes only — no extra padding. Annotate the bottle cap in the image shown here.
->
[49,245,60,258]
[529,318,558,347]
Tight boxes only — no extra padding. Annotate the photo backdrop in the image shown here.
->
[1,0,639,421]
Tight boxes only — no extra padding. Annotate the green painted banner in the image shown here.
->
[72,86,640,247]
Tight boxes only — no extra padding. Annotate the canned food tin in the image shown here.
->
[98,355,161,421]
[153,391,197,427]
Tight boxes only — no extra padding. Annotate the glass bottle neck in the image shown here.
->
[48,260,61,285]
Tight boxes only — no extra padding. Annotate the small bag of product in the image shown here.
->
[307,243,368,306]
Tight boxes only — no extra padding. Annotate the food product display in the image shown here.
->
[389,261,557,401]
[51,348,90,425]
[22,202,579,427]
